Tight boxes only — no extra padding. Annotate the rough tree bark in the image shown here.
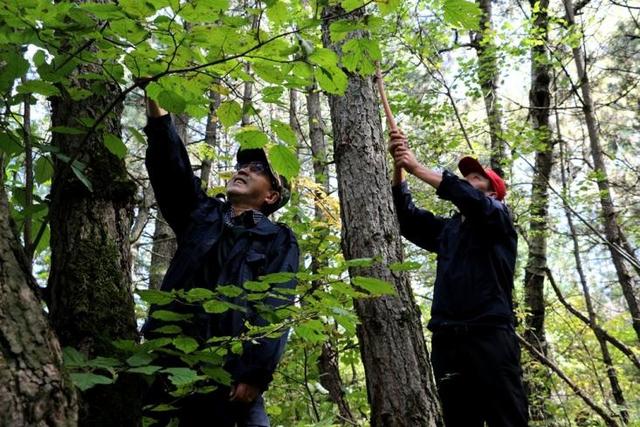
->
[522,0,555,422]
[473,0,506,169]
[563,0,640,342]
[323,6,441,426]
[0,164,78,426]
[47,2,140,421]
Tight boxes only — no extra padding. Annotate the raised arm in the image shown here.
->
[144,98,209,237]
[389,130,445,252]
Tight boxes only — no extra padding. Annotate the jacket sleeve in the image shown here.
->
[234,227,300,391]
[392,181,446,253]
[144,115,209,237]
[436,170,514,235]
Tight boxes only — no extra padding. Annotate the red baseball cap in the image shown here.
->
[458,156,507,201]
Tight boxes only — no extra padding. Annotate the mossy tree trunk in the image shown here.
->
[522,0,556,422]
[47,2,140,422]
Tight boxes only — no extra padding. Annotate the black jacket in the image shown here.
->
[392,171,517,331]
[143,115,299,390]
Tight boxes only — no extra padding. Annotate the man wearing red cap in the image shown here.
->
[388,130,528,426]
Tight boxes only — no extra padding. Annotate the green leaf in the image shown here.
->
[0,131,23,156]
[259,272,295,284]
[127,365,162,375]
[152,325,183,335]
[201,366,231,386]
[151,310,193,321]
[71,162,93,192]
[308,48,340,69]
[112,339,137,352]
[235,128,269,149]
[261,86,284,104]
[345,257,375,268]
[34,157,54,184]
[341,0,366,12]
[80,2,123,19]
[217,285,243,298]
[203,300,231,314]
[314,66,348,95]
[243,281,270,292]
[352,276,396,296]
[329,20,360,43]
[294,319,325,343]
[443,0,481,30]
[157,90,186,113]
[389,261,422,272]
[128,126,146,145]
[63,347,87,367]
[137,289,174,305]
[17,80,60,97]
[217,101,243,127]
[103,133,127,158]
[173,337,199,354]
[252,61,284,85]
[162,367,202,386]
[268,145,299,179]
[376,0,401,14]
[0,49,29,92]
[342,38,381,75]
[266,1,288,27]
[270,120,297,145]
[185,288,216,302]
[87,357,121,369]
[70,373,114,391]
[67,87,93,101]
[126,352,154,367]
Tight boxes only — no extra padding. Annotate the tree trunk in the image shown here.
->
[201,90,222,191]
[0,163,78,426]
[306,85,356,424]
[473,0,506,169]
[563,0,640,342]
[47,8,140,421]
[323,7,441,426]
[21,74,34,268]
[522,0,555,422]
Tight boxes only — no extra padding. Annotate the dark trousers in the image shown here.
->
[145,382,270,427]
[431,326,529,427]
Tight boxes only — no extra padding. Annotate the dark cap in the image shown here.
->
[236,148,291,214]
[458,156,507,201]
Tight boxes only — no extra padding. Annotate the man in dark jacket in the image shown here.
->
[389,130,528,426]
[142,96,299,427]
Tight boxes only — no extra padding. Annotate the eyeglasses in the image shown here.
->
[234,161,269,174]
[234,161,281,191]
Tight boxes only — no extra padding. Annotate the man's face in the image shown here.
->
[464,172,496,197]
[226,161,279,210]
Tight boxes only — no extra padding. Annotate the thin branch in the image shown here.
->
[518,333,620,427]
[545,268,640,371]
